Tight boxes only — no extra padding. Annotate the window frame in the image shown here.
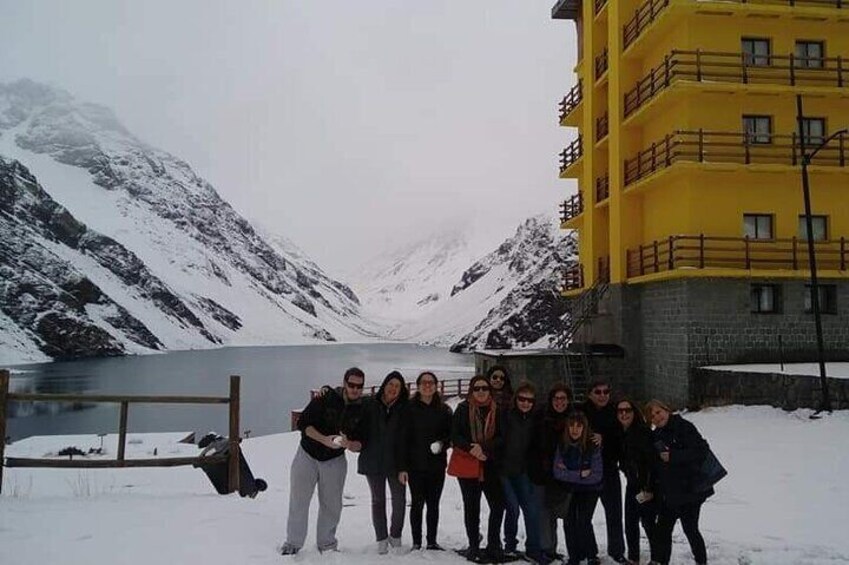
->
[795,40,825,69]
[797,214,828,242]
[742,37,772,67]
[743,213,774,240]
[804,284,837,315]
[800,117,827,148]
[751,284,780,314]
[743,115,773,145]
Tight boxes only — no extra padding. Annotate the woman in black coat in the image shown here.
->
[358,371,409,554]
[646,399,712,565]
[397,371,453,551]
[616,397,658,565]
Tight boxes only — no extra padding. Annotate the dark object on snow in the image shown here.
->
[194,433,268,498]
[58,446,86,459]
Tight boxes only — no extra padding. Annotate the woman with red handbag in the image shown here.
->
[449,374,505,564]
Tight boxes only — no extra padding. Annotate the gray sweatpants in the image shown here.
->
[366,474,407,541]
[285,446,347,551]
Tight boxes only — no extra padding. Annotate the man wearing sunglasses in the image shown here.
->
[279,367,367,556]
[580,378,627,564]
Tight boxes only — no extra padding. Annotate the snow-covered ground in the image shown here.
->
[2,406,848,564]
[702,362,849,380]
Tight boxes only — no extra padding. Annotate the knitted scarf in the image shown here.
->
[468,396,497,445]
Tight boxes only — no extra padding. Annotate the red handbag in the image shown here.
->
[447,447,482,480]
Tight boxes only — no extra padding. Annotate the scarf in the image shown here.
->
[468,396,497,445]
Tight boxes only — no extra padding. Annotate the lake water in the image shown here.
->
[4,343,474,441]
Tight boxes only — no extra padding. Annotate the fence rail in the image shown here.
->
[624,129,848,185]
[626,234,849,277]
[310,377,474,401]
[563,264,584,291]
[560,192,584,224]
[559,80,583,123]
[0,371,241,494]
[596,113,610,142]
[595,47,609,80]
[560,136,583,174]
[596,174,610,202]
[625,50,847,118]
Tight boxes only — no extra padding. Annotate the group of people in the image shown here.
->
[278,366,720,565]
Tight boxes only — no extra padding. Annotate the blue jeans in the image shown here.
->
[501,474,542,557]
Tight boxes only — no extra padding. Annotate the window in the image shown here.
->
[800,117,826,148]
[795,41,824,69]
[804,284,837,314]
[751,284,780,313]
[798,215,828,241]
[743,115,772,145]
[744,214,773,239]
[742,38,771,66]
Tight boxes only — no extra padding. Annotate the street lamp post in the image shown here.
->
[795,95,847,415]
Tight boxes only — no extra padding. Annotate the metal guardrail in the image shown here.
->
[560,136,584,174]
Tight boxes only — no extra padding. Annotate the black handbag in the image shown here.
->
[693,446,727,493]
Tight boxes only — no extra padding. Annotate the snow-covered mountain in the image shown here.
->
[354,215,578,351]
[0,80,377,364]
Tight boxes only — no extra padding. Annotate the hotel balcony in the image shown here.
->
[595,174,610,203]
[560,192,584,227]
[559,80,583,127]
[551,0,580,20]
[624,50,848,120]
[626,234,849,278]
[624,129,848,186]
[596,112,609,144]
[595,47,609,82]
[562,263,584,292]
[623,0,848,54]
[559,136,584,177]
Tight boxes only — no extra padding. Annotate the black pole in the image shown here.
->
[796,94,831,414]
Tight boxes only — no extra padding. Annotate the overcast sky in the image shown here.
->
[0,1,578,274]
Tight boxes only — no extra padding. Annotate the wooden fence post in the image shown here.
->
[228,375,241,494]
[0,369,9,495]
[117,401,129,464]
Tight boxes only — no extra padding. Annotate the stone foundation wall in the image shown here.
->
[692,368,849,410]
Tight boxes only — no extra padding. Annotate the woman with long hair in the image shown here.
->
[553,411,603,565]
[616,397,658,565]
[487,365,514,411]
[358,371,410,554]
[452,374,505,564]
[645,399,712,565]
[397,371,453,551]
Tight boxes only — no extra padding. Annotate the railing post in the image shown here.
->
[699,234,705,269]
[228,375,241,494]
[792,236,798,270]
[838,55,844,88]
[742,52,748,84]
[651,142,657,170]
[666,134,673,166]
[696,49,702,82]
[840,132,846,167]
[640,244,646,275]
[745,236,751,269]
[668,236,675,270]
[117,401,129,464]
[665,54,671,86]
[791,131,797,166]
[841,237,846,271]
[790,52,796,86]
[698,129,705,162]
[653,240,659,272]
[744,132,751,165]
[0,369,9,495]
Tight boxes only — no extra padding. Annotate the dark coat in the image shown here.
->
[579,400,622,472]
[619,421,655,493]
[652,414,712,508]
[297,387,365,462]
[398,395,453,474]
[553,442,604,493]
[357,376,409,476]
[499,406,537,478]
[451,400,503,475]
[534,404,573,505]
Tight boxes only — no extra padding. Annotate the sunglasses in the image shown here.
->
[516,396,535,404]
[617,407,634,414]
[592,388,611,395]
[472,385,491,392]
[553,395,569,402]
[490,374,505,381]
[345,381,364,390]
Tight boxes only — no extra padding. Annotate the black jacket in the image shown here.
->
[499,407,538,478]
[297,387,365,462]
[580,400,622,471]
[652,414,711,508]
[620,421,655,493]
[451,400,503,474]
[398,395,453,474]
[535,405,574,505]
[357,394,408,476]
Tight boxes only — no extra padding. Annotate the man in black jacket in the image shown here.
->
[279,367,366,555]
[580,378,626,564]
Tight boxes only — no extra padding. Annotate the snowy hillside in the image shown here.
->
[0,80,378,364]
[355,215,577,351]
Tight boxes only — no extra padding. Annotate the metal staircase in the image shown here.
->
[557,277,611,395]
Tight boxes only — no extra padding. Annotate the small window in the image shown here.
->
[800,117,826,148]
[751,284,780,313]
[804,284,837,315]
[795,41,824,69]
[742,38,771,66]
[744,214,773,240]
[798,215,828,241]
[743,115,772,145]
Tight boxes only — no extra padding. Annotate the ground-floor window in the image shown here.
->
[751,284,780,313]
[804,284,837,314]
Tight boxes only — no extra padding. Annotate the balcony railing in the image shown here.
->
[559,80,583,123]
[623,0,670,50]
[598,256,611,283]
[595,47,609,80]
[595,174,610,202]
[595,0,608,14]
[560,136,584,174]
[560,192,584,224]
[624,1,847,51]
[596,112,610,142]
[563,263,584,291]
[624,50,847,118]
[626,234,849,278]
[624,129,848,185]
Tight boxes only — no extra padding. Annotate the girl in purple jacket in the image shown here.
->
[554,411,603,565]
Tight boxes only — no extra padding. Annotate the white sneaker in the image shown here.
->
[378,539,389,555]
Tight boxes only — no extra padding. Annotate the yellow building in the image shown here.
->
[552,0,849,406]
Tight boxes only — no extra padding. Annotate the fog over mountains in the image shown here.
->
[0,80,575,364]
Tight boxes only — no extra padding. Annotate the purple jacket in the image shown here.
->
[553,443,603,492]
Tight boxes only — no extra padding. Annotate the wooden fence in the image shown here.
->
[0,370,241,495]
